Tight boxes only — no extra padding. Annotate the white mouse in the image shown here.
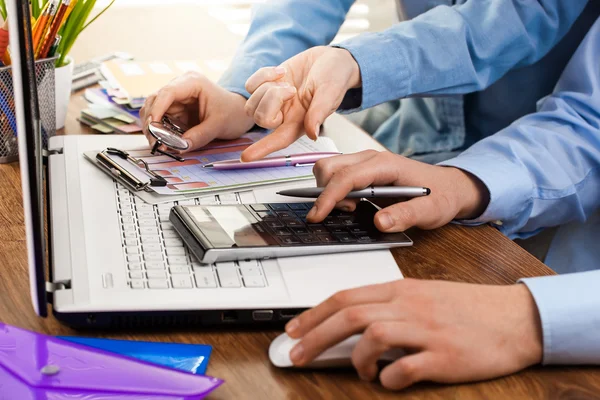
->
[269,332,405,368]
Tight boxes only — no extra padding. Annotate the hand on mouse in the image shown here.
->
[307,150,490,232]
[241,46,361,161]
[140,72,255,153]
[285,279,543,390]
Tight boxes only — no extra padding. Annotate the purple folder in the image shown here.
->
[0,323,223,399]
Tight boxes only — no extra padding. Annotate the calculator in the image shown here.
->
[169,201,413,263]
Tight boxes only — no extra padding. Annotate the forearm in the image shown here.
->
[335,0,586,110]
[520,270,600,364]
[439,17,600,237]
[219,0,354,98]
[441,110,600,238]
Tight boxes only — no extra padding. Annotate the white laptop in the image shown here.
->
[9,0,403,328]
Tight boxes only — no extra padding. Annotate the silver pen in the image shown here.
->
[276,186,431,199]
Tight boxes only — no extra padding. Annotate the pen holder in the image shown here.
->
[0,57,56,164]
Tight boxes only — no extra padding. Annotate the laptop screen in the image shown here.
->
[8,0,47,317]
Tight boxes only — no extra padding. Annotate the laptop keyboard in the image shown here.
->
[115,183,267,290]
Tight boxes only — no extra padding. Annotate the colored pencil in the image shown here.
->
[35,0,59,58]
[59,0,78,31]
[40,0,70,59]
[32,0,55,53]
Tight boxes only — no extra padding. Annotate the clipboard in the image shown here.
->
[93,147,169,192]
[84,133,339,205]
[84,149,188,205]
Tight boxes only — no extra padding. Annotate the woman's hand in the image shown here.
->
[140,72,255,152]
[285,279,543,390]
[241,46,361,161]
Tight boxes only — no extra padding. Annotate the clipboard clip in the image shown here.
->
[96,148,168,191]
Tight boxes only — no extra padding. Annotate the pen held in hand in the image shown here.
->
[276,186,431,199]
[203,152,341,170]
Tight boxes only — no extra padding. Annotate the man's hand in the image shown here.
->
[285,279,543,390]
[307,150,490,232]
[140,72,255,152]
[241,46,361,161]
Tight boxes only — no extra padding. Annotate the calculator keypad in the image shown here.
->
[246,203,381,246]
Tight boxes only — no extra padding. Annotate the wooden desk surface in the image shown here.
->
[1,93,599,399]
[1,4,599,396]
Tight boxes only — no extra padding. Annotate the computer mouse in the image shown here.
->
[269,332,405,368]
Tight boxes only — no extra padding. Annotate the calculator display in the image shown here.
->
[187,205,270,248]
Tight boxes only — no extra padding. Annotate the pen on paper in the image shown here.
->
[203,152,341,170]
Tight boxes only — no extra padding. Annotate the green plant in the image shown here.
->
[0,0,116,67]
[56,0,116,67]
[31,0,43,19]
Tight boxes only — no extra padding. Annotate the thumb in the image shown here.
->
[374,197,445,232]
[180,118,222,152]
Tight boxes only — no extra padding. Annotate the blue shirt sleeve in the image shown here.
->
[439,17,600,239]
[519,271,600,365]
[218,0,355,99]
[335,0,588,110]
[440,18,600,365]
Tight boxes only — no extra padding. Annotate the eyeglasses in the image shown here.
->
[147,116,189,161]
[150,140,185,162]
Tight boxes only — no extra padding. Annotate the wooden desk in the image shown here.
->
[1,4,599,397]
[1,92,599,399]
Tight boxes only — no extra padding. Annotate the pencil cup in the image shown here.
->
[0,57,56,164]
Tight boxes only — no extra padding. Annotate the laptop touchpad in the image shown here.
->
[279,251,402,306]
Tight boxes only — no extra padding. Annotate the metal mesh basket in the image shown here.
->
[0,57,56,164]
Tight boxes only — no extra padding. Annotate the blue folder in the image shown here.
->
[58,336,213,375]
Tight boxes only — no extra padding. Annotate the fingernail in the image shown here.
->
[290,344,304,364]
[359,374,371,381]
[277,81,290,88]
[147,116,153,125]
[275,66,286,75]
[286,319,299,335]
[379,213,393,230]
[307,205,317,220]
[185,139,193,149]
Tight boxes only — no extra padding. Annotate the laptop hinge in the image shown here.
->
[43,155,55,293]
[45,280,71,293]
[43,148,63,157]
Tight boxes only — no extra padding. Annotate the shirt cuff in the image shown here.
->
[333,32,410,111]
[218,57,269,99]
[438,154,533,227]
[519,270,600,365]
[337,88,363,113]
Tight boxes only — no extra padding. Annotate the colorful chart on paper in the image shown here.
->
[104,131,338,195]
